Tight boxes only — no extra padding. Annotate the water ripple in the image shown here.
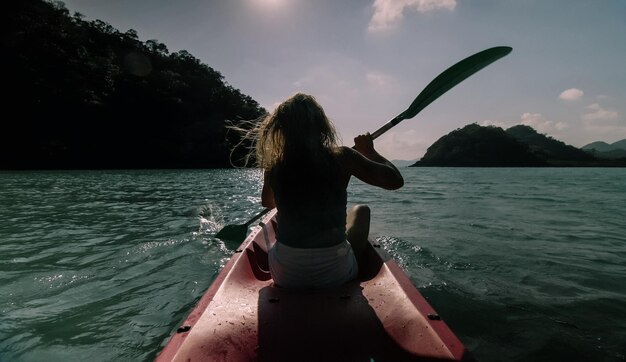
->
[1,168,625,361]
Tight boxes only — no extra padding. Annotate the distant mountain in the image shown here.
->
[411,124,625,167]
[582,141,615,152]
[392,159,419,168]
[613,140,626,150]
[581,139,626,160]
[594,149,626,159]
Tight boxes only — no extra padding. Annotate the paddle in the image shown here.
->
[214,207,272,244]
[216,46,512,245]
[370,46,512,139]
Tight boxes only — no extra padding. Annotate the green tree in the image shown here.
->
[2,0,266,169]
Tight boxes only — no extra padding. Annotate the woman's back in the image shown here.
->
[270,151,348,248]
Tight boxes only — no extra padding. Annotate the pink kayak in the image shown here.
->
[156,209,473,361]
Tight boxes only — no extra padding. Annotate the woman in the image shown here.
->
[255,93,403,289]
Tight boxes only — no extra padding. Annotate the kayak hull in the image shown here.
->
[156,209,473,361]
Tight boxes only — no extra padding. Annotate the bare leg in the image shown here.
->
[346,205,370,274]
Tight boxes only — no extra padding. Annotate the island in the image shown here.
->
[412,124,626,167]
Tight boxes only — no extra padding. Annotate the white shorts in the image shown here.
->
[268,240,358,289]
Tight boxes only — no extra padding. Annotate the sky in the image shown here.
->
[61,0,626,161]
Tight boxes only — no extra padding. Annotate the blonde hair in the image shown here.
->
[255,93,339,170]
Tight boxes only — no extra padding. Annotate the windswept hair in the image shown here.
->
[254,93,340,171]
[228,93,341,177]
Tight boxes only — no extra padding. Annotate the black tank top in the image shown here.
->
[271,155,347,248]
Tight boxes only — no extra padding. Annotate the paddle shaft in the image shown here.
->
[371,115,403,140]
[244,207,271,227]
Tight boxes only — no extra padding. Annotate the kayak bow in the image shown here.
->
[156,209,473,361]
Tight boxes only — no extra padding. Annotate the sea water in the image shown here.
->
[1,168,625,361]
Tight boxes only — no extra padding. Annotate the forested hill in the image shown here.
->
[412,124,626,167]
[412,124,545,167]
[505,125,597,165]
[2,0,266,169]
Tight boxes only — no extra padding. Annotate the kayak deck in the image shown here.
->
[156,209,473,361]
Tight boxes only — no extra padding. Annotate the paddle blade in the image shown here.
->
[215,224,248,245]
[401,46,512,120]
[214,208,272,247]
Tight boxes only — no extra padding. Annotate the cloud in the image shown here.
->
[368,0,456,32]
[520,112,548,131]
[365,71,395,89]
[376,129,429,160]
[554,121,568,131]
[520,112,568,133]
[479,120,508,129]
[559,88,583,101]
[582,103,619,121]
